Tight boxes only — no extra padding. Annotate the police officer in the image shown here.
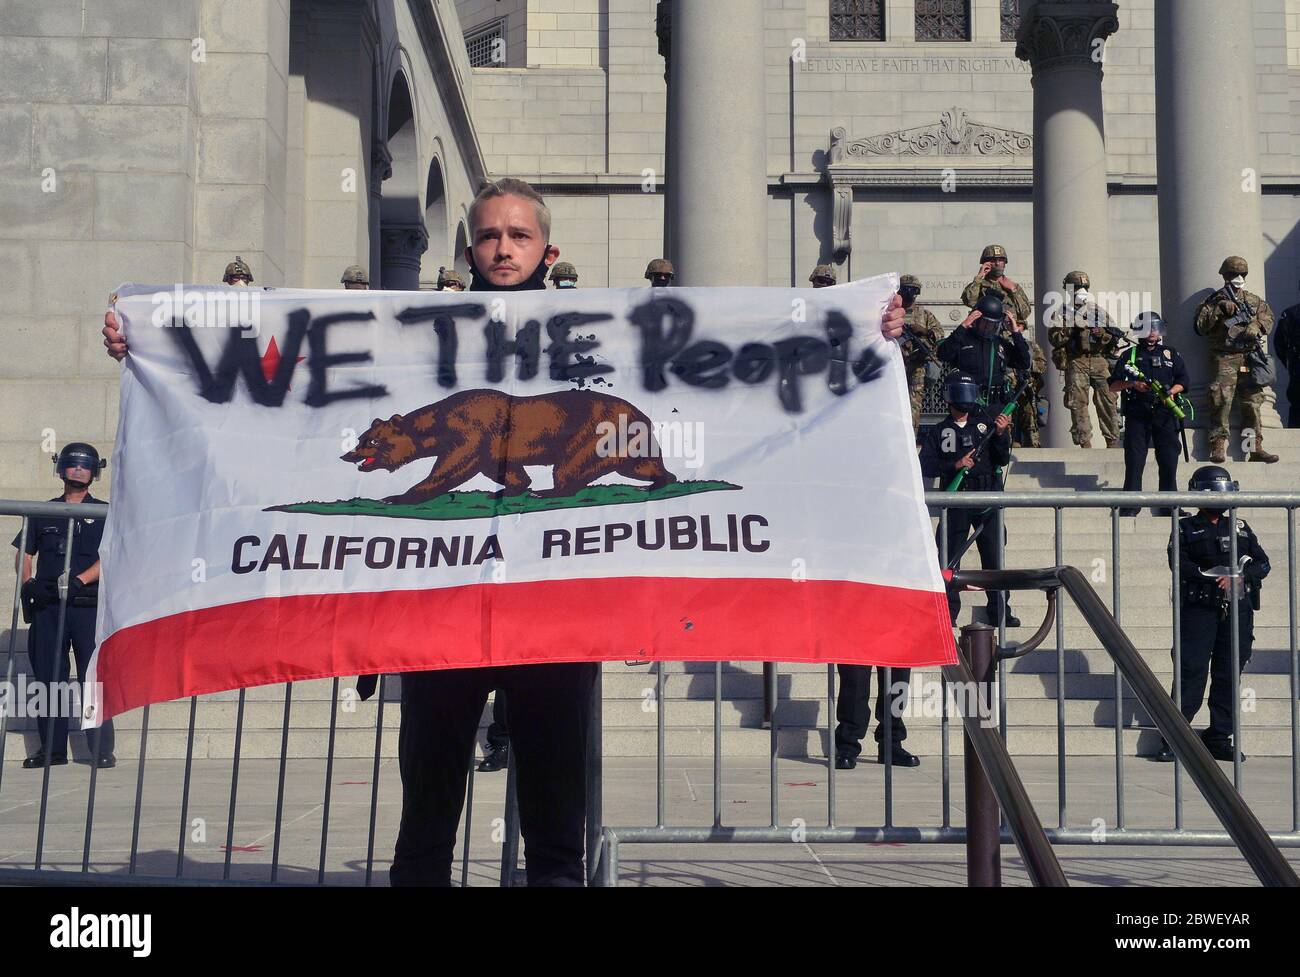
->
[937,291,1032,414]
[961,244,1033,324]
[477,694,509,772]
[11,443,114,769]
[340,265,369,290]
[1274,281,1300,428]
[1109,312,1190,517]
[809,264,836,288]
[645,258,674,287]
[437,269,466,292]
[549,261,579,289]
[921,372,1018,629]
[898,274,943,438]
[1193,256,1277,464]
[833,662,917,769]
[1046,271,1121,449]
[222,256,254,286]
[1156,466,1269,763]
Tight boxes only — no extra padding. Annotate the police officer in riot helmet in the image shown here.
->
[340,265,369,290]
[920,372,1019,629]
[645,259,675,287]
[936,291,1032,413]
[809,264,836,288]
[549,261,579,289]
[1108,311,1190,517]
[223,256,254,286]
[12,443,115,769]
[1156,466,1269,763]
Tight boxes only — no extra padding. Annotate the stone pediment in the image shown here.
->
[830,108,1032,160]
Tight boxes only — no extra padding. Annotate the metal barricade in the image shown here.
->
[4,492,1300,886]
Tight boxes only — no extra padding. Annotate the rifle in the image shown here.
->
[945,375,1029,493]
[901,323,944,372]
[1122,359,1191,461]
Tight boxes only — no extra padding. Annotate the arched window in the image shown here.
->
[830,0,885,42]
[915,0,971,42]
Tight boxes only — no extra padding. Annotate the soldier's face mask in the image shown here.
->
[1229,275,1246,288]
[1073,288,1090,304]
[556,279,576,289]
[225,276,250,287]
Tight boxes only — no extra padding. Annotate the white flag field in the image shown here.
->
[86,274,956,725]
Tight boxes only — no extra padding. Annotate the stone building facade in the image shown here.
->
[1,0,1299,499]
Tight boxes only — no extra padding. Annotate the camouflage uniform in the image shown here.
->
[1004,335,1047,448]
[901,303,943,436]
[1193,257,1275,456]
[1047,299,1121,448]
[961,270,1033,324]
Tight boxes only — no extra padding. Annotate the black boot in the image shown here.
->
[1153,740,1175,762]
[477,743,508,772]
[834,752,857,770]
[1200,731,1243,763]
[877,743,920,767]
[23,751,68,769]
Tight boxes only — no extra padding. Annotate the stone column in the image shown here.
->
[1155,0,1273,426]
[380,223,428,291]
[1017,1,1119,448]
[665,0,767,286]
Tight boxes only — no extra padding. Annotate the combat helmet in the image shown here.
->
[549,261,578,286]
[1063,270,1090,290]
[1218,255,1249,277]
[645,258,675,281]
[223,256,254,284]
[980,244,1008,263]
[809,264,837,287]
[340,265,369,286]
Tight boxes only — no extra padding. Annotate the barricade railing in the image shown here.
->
[3,493,1299,886]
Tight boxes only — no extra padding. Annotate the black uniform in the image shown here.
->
[921,410,1013,625]
[11,495,114,761]
[391,258,597,888]
[1277,302,1300,428]
[937,326,1031,411]
[1167,512,1269,749]
[834,663,910,758]
[1110,342,1189,507]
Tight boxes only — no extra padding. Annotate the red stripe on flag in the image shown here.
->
[94,577,956,720]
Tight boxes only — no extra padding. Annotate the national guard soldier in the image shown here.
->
[961,244,1033,324]
[1156,466,1269,763]
[437,269,466,292]
[1275,282,1300,428]
[937,291,1032,414]
[1193,256,1277,464]
[898,274,943,438]
[645,258,675,287]
[809,264,837,288]
[222,256,254,286]
[921,372,1017,628]
[1005,332,1047,448]
[1047,271,1121,449]
[1108,312,1189,517]
[549,261,579,289]
[11,443,115,769]
[340,265,369,290]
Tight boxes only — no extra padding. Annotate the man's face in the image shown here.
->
[467,194,555,286]
[650,273,673,287]
[225,275,250,287]
[988,258,1007,277]
[344,282,368,290]
[444,281,465,292]
[62,463,92,488]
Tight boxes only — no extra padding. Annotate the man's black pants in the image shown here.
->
[27,604,114,760]
[392,662,596,887]
[834,664,910,757]
[1122,410,1180,496]
[486,691,508,751]
[1175,604,1253,747]
[941,508,1007,625]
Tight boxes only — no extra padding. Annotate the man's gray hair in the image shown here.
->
[468,177,551,242]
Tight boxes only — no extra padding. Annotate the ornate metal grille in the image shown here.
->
[830,0,885,41]
[465,20,506,67]
[1000,0,1021,41]
[915,0,971,41]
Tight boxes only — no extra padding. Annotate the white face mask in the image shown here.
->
[1073,288,1090,304]
[1230,276,1246,288]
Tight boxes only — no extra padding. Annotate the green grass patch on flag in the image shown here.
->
[267,479,742,521]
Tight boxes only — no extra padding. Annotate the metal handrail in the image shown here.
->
[950,565,1300,887]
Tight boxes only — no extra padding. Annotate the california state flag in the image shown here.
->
[84,274,955,725]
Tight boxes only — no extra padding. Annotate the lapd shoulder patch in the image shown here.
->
[1164,349,1172,360]
[976,423,987,434]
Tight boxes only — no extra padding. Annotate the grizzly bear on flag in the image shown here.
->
[341,388,677,505]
